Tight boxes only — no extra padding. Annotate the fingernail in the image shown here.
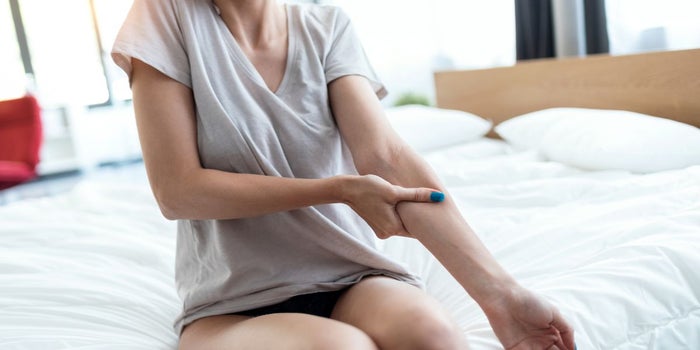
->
[430,191,445,202]
[575,343,578,350]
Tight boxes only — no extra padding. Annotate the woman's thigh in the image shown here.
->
[330,276,469,350]
[178,313,378,350]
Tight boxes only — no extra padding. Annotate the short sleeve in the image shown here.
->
[324,9,387,99]
[111,0,191,87]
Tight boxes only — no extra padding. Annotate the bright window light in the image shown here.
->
[92,0,133,102]
[0,1,26,100]
[606,0,700,54]
[20,0,108,107]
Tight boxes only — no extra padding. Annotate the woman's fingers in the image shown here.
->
[395,186,445,203]
[365,209,410,239]
[348,175,442,239]
[551,311,576,350]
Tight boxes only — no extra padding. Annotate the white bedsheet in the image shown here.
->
[0,182,179,349]
[1,139,699,349]
[389,140,700,349]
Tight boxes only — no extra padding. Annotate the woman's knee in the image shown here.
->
[309,321,378,350]
[412,317,466,350]
[391,307,468,350]
[331,277,468,350]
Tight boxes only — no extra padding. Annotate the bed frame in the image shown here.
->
[434,48,700,137]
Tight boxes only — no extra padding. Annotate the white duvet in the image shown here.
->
[1,139,699,349]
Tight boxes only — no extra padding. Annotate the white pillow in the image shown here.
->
[495,108,700,173]
[385,105,492,152]
[494,108,563,150]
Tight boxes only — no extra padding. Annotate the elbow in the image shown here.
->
[144,164,203,220]
[157,198,180,221]
[153,187,182,220]
[149,178,191,221]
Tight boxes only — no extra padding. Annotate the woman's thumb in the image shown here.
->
[396,187,445,203]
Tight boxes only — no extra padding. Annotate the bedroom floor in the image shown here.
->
[0,159,148,206]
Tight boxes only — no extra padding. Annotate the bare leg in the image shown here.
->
[178,313,378,350]
[331,276,470,350]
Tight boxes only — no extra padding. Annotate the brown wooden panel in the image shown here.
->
[434,49,700,137]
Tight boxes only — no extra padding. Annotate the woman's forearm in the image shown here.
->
[366,146,518,306]
[397,199,517,306]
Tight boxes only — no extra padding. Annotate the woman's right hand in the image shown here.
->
[340,174,443,239]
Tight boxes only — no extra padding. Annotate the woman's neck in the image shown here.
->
[213,0,286,50]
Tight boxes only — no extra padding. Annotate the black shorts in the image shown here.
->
[232,288,349,318]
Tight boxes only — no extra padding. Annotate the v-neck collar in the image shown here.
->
[213,3,296,97]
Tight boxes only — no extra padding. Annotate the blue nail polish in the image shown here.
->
[430,191,445,202]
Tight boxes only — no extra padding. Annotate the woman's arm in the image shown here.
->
[130,59,437,221]
[329,75,575,350]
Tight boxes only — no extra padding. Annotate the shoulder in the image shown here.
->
[130,0,177,12]
[289,3,352,34]
[123,0,182,25]
[129,0,200,20]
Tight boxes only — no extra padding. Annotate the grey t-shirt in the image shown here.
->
[112,0,421,335]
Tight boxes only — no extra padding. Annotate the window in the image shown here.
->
[92,0,134,103]
[0,0,26,100]
[606,0,700,54]
[20,0,107,107]
[2,0,132,107]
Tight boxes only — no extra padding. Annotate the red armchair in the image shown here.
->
[0,95,43,190]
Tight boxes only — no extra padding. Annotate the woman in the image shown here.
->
[112,0,576,349]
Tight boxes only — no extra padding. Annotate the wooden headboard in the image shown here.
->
[434,49,700,135]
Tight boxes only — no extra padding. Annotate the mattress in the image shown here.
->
[1,138,698,349]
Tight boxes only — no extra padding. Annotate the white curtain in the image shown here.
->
[328,0,515,106]
[606,0,700,55]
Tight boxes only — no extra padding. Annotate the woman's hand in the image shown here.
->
[340,174,442,239]
[482,286,576,350]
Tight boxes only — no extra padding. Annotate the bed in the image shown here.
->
[1,48,699,349]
